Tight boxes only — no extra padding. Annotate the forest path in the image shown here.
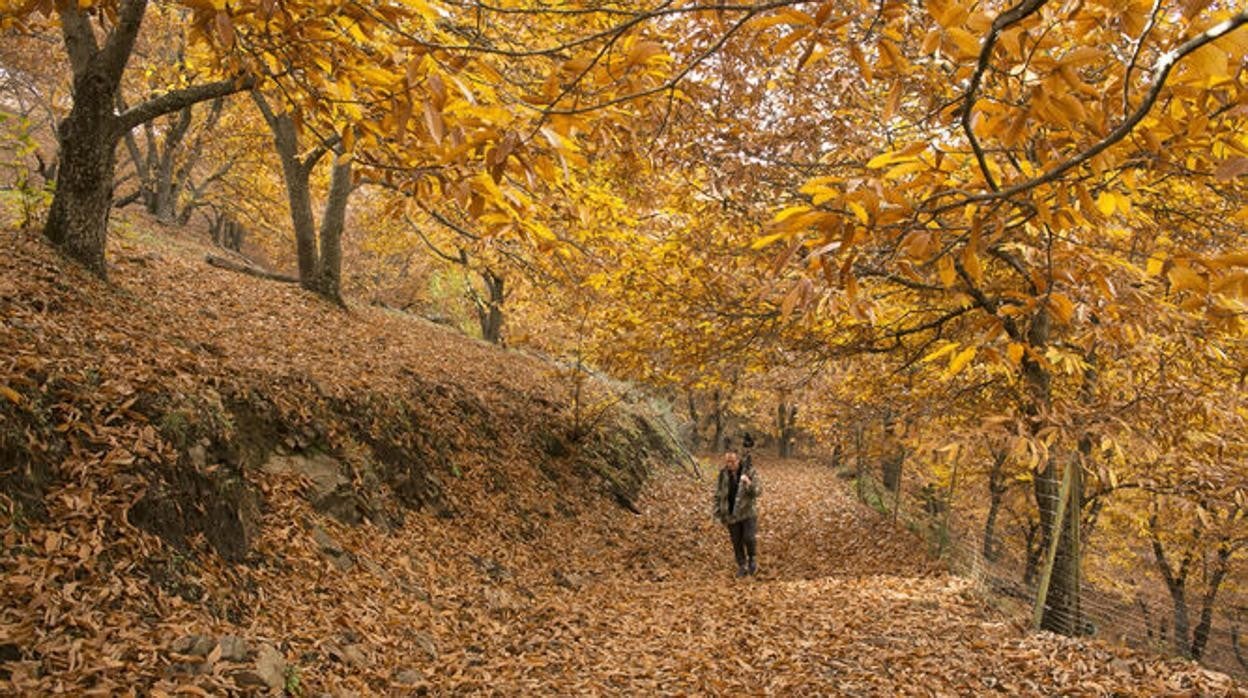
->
[423,459,1125,695]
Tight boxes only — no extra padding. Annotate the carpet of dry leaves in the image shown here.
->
[0,220,1244,696]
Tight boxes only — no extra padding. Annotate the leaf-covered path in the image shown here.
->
[424,459,1236,695]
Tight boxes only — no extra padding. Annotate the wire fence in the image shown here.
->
[835,455,1248,681]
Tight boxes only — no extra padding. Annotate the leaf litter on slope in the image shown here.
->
[0,221,1241,695]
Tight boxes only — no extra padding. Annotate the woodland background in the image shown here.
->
[2,0,1248,692]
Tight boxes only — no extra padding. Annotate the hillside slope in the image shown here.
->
[0,220,686,694]
[0,220,1240,696]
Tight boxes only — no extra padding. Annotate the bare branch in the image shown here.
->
[116,77,253,134]
[961,0,1050,192]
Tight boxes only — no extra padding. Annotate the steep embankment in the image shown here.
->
[1,220,1240,696]
[0,220,685,694]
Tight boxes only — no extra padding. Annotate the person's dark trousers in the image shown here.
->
[727,517,757,569]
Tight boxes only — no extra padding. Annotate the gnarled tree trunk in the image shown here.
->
[45,66,118,275]
[252,92,351,304]
[982,447,1008,562]
[776,397,797,458]
[44,1,246,276]
[471,268,505,344]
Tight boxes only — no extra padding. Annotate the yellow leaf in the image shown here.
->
[341,124,356,154]
[962,244,982,285]
[1006,342,1025,366]
[946,346,977,377]
[1169,265,1206,293]
[937,254,956,288]
[0,385,21,405]
[946,27,981,59]
[780,283,802,320]
[866,150,917,169]
[1214,252,1248,267]
[752,231,790,250]
[847,201,869,224]
[801,43,830,69]
[1049,292,1075,324]
[922,342,959,363]
[1196,506,1212,528]
[626,41,666,67]
[774,205,810,223]
[1145,255,1166,276]
[1186,43,1228,80]
[423,99,444,144]
[883,161,927,180]
[1095,191,1116,217]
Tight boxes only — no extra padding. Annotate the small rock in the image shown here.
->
[1108,657,1134,673]
[360,557,384,577]
[340,644,367,668]
[232,669,270,689]
[218,635,248,662]
[254,643,286,690]
[326,642,367,669]
[331,552,355,572]
[553,569,583,591]
[468,554,509,582]
[167,661,211,678]
[413,632,437,661]
[311,525,355,571]
[484,587,518,616]
[312,526,343,556]
[395,668,424,685]
[0,643,19,681]
[171,634,217,657]
[187,444,207,470]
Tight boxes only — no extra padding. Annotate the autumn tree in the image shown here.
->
[742,0,1248,636]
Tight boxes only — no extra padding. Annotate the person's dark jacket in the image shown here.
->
[713,464,761,524]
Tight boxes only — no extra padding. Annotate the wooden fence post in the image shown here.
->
[1033,463,1074,630]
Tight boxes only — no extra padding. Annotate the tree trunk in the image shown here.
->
[982,449,1007,562]
[1232,625,1248,672]
[152,106,192,223]
[881,432,903,494]
[475,268,505,343]
[1150,511,1193,657]
[170,97,225,223]
[1169,580,1192,657]
[711,389,725,453]
[776,398,797,458]
[685,389,700,452]
[208,211,225,245]
[44,2,246,277]
[225,219,244,251]
[45,70,119,275]
[253,91,350,303]
[269,112,320,288]
[1022,518,1043,587]
[1037,462,1083,635]
[315,158,351,305]
[1019,307,1082,636]
[1190,545,1232,660]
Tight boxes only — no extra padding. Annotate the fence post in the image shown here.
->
[1067,460,1082,633]
[940,451,961,558]
[1033,463,1074,630]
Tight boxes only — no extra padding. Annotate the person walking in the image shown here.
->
[713,440,762,577]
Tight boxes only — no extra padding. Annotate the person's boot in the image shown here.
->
[747,557,758,576]
[736,564,748,578]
